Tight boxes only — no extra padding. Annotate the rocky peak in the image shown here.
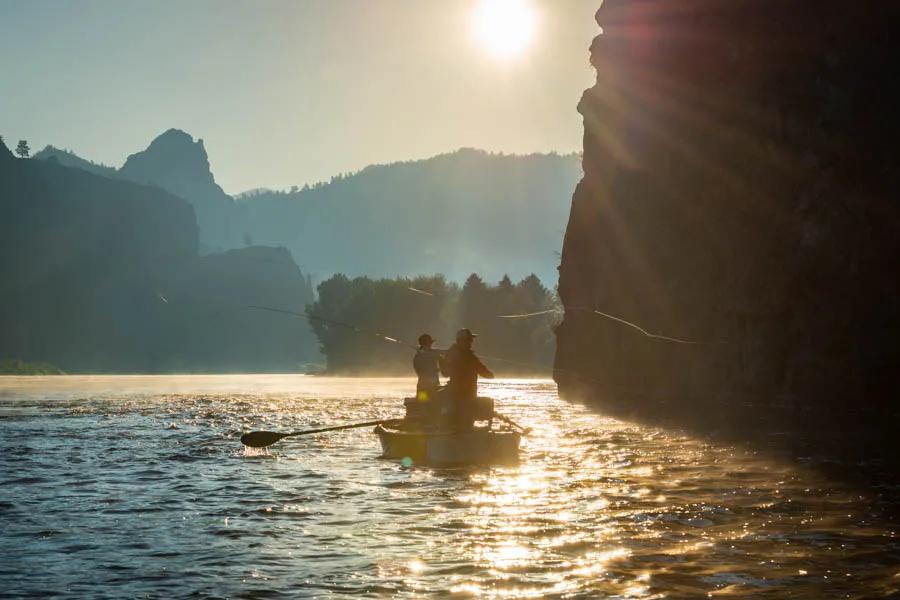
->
[119,129,219,190]
[118,129,235,249]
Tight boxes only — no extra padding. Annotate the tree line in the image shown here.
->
[307,273,559,374]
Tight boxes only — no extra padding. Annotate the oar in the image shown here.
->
[493,412,531,434]
[241,418,400,448]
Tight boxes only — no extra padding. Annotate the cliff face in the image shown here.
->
[555,2,900,470]
[119,129,236,251]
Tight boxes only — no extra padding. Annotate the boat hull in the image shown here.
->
[374,426,520,466]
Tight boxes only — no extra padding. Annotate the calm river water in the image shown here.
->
[0,375,897,598]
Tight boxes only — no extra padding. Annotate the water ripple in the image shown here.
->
[0,375,897,598]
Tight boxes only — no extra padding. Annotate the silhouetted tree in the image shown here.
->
[15,140,29,158]
[460,273,490,338]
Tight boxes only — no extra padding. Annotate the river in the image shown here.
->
[0,375,897,598]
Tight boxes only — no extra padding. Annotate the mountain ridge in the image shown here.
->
[34,135,582,283]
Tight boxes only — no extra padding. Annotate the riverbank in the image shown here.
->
[0,358,63,375]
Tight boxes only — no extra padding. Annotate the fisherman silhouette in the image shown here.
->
[413,333,443,400]
[442,328,494,431]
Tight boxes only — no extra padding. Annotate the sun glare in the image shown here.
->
[473,0,537,60]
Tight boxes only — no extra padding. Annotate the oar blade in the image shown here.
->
[240,430,287,448]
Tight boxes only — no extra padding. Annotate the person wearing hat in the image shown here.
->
[442,328,494,431]
[413,333,443,401]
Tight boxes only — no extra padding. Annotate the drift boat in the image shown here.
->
[239,395,527,464]
[375,423,521,465]
[373,396,524,466]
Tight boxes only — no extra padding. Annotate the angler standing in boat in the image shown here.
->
[442,328,494,431]
[413,333,443,401]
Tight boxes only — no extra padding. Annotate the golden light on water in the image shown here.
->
[472,0,537,60]
[3,377,897,597]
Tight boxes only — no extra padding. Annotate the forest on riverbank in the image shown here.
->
[308,273,558,374]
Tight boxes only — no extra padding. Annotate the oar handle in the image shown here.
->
[241,418,403,447]
[282,418,399,438]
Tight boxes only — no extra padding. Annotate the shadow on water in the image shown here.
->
[560,386,900,519]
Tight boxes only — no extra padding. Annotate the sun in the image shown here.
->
[473,0,537,60]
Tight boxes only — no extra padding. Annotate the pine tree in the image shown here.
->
[15,139,30,158]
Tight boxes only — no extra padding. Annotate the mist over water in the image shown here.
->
[1,376,897,598]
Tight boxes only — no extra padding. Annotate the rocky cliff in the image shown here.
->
[555,2,900,478]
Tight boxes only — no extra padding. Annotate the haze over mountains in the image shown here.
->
[5,130,578,372]
[2,138,317,372]
[35,129,581,283]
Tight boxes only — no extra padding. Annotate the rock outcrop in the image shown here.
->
[119,129,236,250]
[555,1,900,478]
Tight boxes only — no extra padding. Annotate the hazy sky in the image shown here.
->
[1,0,598,193]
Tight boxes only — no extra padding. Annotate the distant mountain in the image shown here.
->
[32,145,117,178]
[32,133,581,283]
[236,149,582,283]
[0,144,318,372]
[118,129,237,251]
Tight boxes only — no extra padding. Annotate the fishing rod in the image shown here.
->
[242,302,693,380]
[160,280,718,377]
[265,303,746,413]
[163,290,734,429]
[498,307,718,346]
